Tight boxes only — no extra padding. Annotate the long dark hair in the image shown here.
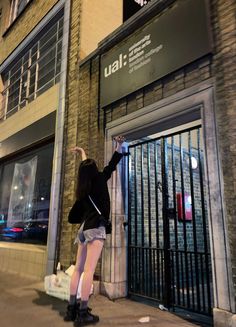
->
[76,159,99,200]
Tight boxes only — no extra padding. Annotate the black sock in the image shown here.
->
[69,295,77,305]
[80,300,88,310]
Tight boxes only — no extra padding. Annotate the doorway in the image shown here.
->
[127,124,213,315]
[104,83,232,323]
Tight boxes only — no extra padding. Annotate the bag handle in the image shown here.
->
[88,195,101,215]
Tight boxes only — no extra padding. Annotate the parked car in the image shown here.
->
[1,222,25,240]
[23,220,48,242]
[0,220,48,243]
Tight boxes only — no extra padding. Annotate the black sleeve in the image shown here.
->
[68,200,83,224]
[103,151,123,181]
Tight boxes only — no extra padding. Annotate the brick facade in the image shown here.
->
[72,0,236,324]
[69,1,213,284]
[59,3,105,269]
[58,0,82,267]
[1,0,234,323]
[211,0,236,307]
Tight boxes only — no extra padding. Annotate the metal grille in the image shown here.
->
[128,126,213,315]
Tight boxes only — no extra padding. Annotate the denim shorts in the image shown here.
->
[74,221,106,244]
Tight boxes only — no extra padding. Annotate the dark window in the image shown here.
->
[123,0,150,22]
[0,142,54,245]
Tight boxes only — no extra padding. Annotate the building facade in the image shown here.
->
[0,0,71,278]
[59,1,236,327]
[0,1,235,327]
[0,0,122,277]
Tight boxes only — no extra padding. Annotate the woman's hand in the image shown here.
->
[71,147,87,160]
[114,135,125,153]
[71,146,83,154]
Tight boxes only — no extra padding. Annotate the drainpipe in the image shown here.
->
[46,0,71,275]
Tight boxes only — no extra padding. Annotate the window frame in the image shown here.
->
[9,0,31,25]
[1,16,63,120]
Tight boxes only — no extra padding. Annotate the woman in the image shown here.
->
[64,136,125,326]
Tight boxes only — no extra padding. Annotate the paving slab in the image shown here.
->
[0,271,210,327]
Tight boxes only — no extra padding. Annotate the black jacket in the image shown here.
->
[68,151,123,231]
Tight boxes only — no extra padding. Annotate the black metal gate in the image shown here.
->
[127,125,212,315]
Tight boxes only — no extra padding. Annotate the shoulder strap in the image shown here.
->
[88,195,101,215]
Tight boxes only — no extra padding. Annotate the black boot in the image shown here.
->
[74,308,99,326]
[64,303,78,321]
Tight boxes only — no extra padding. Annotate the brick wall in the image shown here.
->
[100,0,236,299]
[58,0,82,267]
[103,0,236,306]
[73,2,212,278]
[210,0,236,306]
[80,0,122,59]
[59,6,104,269]
[64,0,236,296]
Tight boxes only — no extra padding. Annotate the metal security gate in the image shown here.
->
[127,125,213,315]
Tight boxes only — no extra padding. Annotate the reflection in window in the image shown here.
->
[0,142,54,244]
[9,0,30,24]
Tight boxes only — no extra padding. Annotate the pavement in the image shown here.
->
[0,271,212,327]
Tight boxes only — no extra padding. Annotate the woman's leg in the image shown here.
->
[81,239,104,302]
[64,242,87,321]
[70,242,87,296]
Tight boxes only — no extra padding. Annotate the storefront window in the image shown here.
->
[0,142,54,244]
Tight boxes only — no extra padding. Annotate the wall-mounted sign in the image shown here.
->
[101,0,212,108]
[123,0,151,22]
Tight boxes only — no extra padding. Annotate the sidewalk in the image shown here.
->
[0,271,209,327]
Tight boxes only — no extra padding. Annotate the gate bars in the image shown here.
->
[127,126,212,315]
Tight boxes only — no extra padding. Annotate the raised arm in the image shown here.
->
[103,136,125,180]
[71,147,87,161]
